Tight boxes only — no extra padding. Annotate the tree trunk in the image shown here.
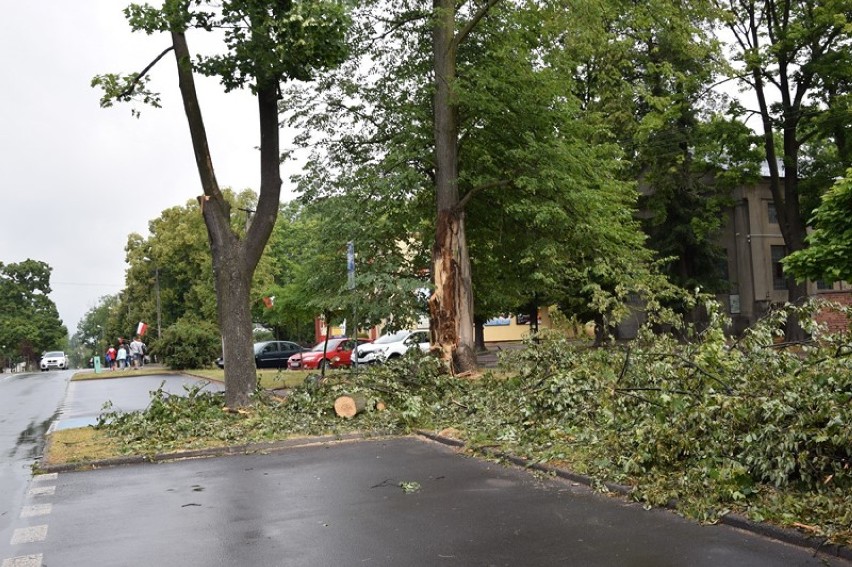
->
[474,316,486,353]
[429,0,477,374]
[593,312,606,347]
[334,393,367,419]
[171,31,281,407]
[213,247,256,408]
[750,52,810,342]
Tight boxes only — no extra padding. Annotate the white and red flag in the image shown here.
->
[136,321,148,336]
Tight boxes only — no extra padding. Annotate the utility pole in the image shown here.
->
[155,266,162,338]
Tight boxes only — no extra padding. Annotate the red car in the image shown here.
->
[287,338,371,370]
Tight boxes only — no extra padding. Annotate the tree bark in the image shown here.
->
[429,0,477,374]
[171,31,281,407]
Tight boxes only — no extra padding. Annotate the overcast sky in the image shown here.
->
[1,2,300,333]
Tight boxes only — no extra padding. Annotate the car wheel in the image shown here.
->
[320,359,332,371]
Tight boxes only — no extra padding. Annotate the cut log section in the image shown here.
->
[334,393,367,419]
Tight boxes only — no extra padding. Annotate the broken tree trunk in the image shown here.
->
[334,394,367,419]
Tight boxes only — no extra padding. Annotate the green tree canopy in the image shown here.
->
[784,170,852,284]
[718,0,852,336]
[0,259,68,366]
[286,0,661,353]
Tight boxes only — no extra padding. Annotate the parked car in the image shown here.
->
[288,338,371,370]
[355,329,430,365]
[216,340,305,369]
[40,351,69,371]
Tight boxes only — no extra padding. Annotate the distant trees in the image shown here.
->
[74,294,120,362]
[0,259,67,368]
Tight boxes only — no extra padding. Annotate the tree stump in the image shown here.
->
[334,393,367,419]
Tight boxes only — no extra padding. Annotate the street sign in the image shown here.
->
[347,241,355,290]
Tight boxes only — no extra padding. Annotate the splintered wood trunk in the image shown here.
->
[430,211,478,373]
[430,0,477,374]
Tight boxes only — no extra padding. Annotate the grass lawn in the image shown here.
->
[43,427,122,467]
[71,365,352,390]
[187,367,339,390]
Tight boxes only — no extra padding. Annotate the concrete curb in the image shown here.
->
[414,429,852,563]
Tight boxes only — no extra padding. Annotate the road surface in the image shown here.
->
[2,372,848,566]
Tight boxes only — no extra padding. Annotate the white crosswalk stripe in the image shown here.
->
[19,504,51,519]
[30,474,57,483]
[10,525,48,545]
[1,554,43,567]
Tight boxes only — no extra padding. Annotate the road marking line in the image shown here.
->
[1,554,43,567]
[26,487,54,497]
[10,525,48,545]
[31,474,57,482]
[20,504,51,518]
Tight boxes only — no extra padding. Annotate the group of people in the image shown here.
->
[104,336,146,370]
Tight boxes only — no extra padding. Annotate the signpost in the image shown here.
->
[348,241,358,370]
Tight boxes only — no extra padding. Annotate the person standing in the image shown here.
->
[117,343,128,370]
[129,336,145,368]
[106,346,117,370]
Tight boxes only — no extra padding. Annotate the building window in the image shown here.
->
[771,245,787,290]
[816,280,833,291]
[767,202,778,224]
[719,249,730,282]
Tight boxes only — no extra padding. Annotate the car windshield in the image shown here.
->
[374,331,409,344]
[310,339,345,352]
[44,351,64,357]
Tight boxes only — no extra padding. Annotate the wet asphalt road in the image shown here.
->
[53,373,224,431]
[11,437,850,566]
[0,370,69,550]
[2,372,850,566]
[0,371,223,565]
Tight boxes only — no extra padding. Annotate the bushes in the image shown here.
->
[153,319,221,370]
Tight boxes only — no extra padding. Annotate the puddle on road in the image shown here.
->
[10,408,60,459]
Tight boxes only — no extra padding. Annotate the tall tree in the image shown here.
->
[287,1,655,371]
[429,0,505,372]
[0,260,67,367]
[717,0,852,336]
[552,0,753,294]
[94,1,350,407]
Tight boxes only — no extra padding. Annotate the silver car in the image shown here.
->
[40,351,69,371]
[355,330,430,364]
